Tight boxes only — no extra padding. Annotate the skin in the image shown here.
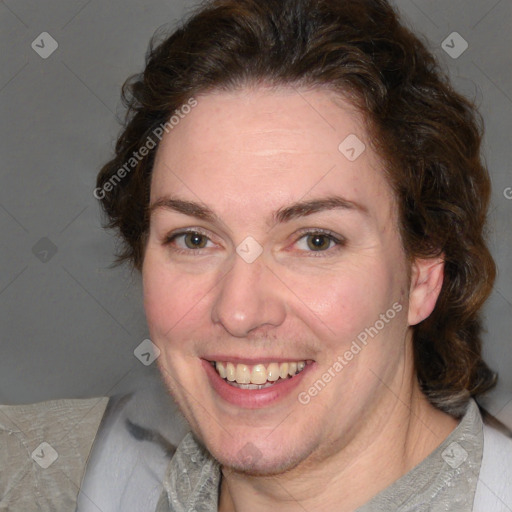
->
[142,86,458,512]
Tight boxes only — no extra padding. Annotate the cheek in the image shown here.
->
[281,260,397,343]
[142,254,211,338]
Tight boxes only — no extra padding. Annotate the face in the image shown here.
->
[142,86,412,475]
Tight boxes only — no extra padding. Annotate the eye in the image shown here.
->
[294,230,345,253]
[164,229,215,252]
[162,228,344,256]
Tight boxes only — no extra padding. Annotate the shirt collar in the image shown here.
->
[156,431,221,512]
[156,398,483,512]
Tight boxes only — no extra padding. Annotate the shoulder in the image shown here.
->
[0,396,110,432]
[76,378,190,512]
[0,396,109,512]
[473,422,512,511]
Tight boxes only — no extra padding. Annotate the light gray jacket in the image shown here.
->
[1,387,511,511]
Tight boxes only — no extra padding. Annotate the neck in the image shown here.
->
[218,380,459,512]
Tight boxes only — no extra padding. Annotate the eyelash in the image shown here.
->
[162,228,346,257]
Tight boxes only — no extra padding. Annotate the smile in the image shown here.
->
[203,357,315,408]
[211,360,308,389]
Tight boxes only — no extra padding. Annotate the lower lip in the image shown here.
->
[202,359,314,409]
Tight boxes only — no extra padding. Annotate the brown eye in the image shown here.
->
[306,234,334,251]
[183,232,208,249]
[164,230,214,252]
[293,230,345,255]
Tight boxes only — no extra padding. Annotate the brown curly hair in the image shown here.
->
[97,0,497,416]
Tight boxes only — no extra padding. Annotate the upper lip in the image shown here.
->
[203,356,314,365]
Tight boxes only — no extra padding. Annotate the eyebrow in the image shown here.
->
[148,195,368,226]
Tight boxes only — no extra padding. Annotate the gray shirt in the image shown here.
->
[155,399,483,512]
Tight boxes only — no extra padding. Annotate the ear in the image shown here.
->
[408,255,444,326]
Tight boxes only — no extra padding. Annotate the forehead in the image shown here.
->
[150,87,394,223]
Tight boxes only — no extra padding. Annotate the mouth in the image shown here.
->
[209,360,310,389]
[202,358,315,408]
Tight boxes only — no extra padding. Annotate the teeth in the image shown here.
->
[235,364,251,384]
[226,362,236,382]
[266,362,280,382]
[229,381,276,390]
[216,361,227,379]
[251,364,267,385]
[213,360,308,386]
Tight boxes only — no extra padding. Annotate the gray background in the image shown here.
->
[0,0,511,426]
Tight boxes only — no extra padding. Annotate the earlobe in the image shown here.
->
[407,256,445,326]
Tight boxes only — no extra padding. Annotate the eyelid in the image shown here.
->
[162,227,219,253]
[290,228,346,254]
[293,227,344,242]
[162,227,346,255]
[163,227,212,244]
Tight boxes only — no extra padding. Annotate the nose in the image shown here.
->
[210,252,286,338]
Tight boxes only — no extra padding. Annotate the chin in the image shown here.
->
[219,446,307,477]
[202,425,321,478]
